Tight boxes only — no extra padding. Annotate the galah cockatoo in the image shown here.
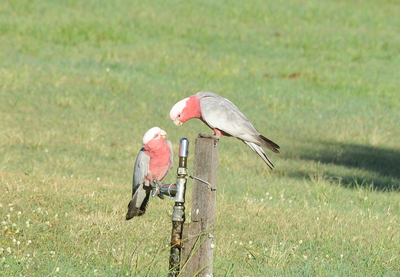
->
[126,127,173,220]
[169,92,279,170]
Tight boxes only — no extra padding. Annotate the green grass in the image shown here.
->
[1,0,400,276]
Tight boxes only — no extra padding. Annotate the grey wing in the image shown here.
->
[199,93,261,142]
[199,92,280,153]
[126,148,151,220]
[132,148,150,191]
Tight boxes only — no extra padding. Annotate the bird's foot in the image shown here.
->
[151,179,164,199]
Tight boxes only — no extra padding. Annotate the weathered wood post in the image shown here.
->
[181,135,219,277]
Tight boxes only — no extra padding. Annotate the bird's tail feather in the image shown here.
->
[244,141,275,170]
[126,185,151,220]
[259,135,280,153]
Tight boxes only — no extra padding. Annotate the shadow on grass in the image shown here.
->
[298,142,400,191]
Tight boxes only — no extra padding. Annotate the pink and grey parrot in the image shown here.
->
[126,127,173,220]
[169,92,279,170]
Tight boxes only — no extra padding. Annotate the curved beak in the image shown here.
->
[173,120,182,126]
[160,130,167,139]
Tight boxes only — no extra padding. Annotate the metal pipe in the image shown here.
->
[160,183,178,197]
[179,137,189,167]
[169,138,189,277]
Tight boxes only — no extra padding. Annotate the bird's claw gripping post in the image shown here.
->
[151,179,164,199]
[168,138,189,277]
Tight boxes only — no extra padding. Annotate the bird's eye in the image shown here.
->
[178,113,181,118]
[154,134,158,138]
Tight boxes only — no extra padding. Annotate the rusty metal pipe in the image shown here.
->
[169,138,189,277]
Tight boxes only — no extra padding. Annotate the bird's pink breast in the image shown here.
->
[144,140,172,181]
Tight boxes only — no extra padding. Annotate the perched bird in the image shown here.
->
[126,127,173,220]
[169,92,279,170]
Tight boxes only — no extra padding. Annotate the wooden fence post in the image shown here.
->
[181,135,219,277]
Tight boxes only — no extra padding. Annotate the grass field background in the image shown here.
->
[1,0,399,276]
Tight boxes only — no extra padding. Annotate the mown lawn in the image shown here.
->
[1,0,399,276]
